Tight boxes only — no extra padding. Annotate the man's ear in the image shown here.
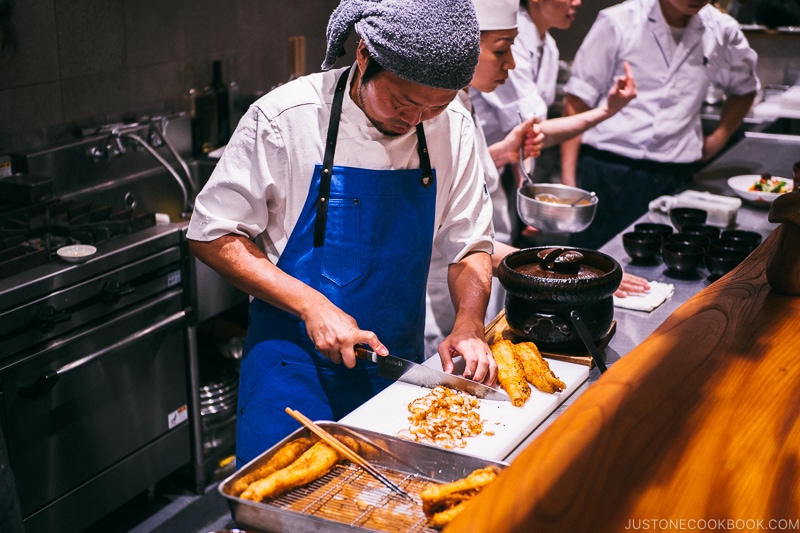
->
[355,39,370,74]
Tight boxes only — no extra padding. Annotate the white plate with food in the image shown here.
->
[727,174,793,205]
[57,244,97,262]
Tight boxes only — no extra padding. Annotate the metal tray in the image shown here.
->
[218,422,508,533]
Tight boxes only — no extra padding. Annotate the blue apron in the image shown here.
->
[236,68,437,465]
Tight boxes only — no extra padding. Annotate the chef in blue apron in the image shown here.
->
[188,0,498,466]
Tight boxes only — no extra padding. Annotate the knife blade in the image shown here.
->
[354,346,510,402]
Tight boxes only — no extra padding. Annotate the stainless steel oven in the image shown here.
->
[0,115,200,532]
[0,228,193,533]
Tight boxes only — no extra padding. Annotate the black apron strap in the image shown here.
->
[416,123,434,188]
[314,67,351,248]
[314,68,435,246]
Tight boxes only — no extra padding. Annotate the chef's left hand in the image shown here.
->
[438,326,497,387]
[614,272,650,298]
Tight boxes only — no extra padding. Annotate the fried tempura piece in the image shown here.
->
[240,436,358,502]
[490,339,530,406]
[429,501,469,528]
[232,437,315,495]
[515,341,566,394]
[420,466,500,516]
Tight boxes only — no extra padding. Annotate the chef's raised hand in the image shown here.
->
[302,298,387,367]
[605,61,637,116]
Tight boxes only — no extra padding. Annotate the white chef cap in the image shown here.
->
[473,0,519,31]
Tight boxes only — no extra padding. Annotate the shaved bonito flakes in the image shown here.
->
[397,386,485,449]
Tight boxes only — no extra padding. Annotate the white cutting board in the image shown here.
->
[340,357,589,462]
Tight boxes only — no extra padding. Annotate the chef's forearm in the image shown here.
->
[491,241,518,276]
[188,235,329,320]
[559,94,591,187]
[702,91,756,161]
[447,251,492,336]
[540,106,609,148]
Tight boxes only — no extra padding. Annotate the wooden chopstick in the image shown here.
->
[284,407,417,503]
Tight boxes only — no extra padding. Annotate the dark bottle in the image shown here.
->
[211,60,230,146]
[793,160,800,194]
[190,86,218,155]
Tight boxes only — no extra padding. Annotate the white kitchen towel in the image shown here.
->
[648,190,741,227]
[613,281,674,312]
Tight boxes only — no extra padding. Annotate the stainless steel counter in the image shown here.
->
[505,146,788,461]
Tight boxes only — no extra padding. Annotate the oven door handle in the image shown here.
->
[19,310,187,400]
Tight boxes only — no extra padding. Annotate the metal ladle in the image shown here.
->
[570,191,596,206]
[517,111,535,186]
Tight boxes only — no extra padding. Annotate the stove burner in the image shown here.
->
[0,199,156,279]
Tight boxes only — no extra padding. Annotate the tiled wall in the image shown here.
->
[0,0,797,156]
[0,0,341,154]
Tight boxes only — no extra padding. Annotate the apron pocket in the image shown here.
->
[322,198,361,286]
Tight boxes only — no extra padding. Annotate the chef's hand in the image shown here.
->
[520,117,544,160]
[302,299,388,367]
[490,116,544,167]
[438,327,497,387]
[614,272,650,298]
[605,61,637,116]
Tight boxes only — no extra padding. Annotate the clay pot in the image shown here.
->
[497,247,622,353]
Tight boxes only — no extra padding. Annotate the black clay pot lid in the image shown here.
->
[516,248,606,280]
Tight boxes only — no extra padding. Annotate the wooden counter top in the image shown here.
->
[447,228,800,532]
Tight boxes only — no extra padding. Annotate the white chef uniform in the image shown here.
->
[188,66,494,269]
[471,8,560,147]
[423,0,519,357]
[564,0,760,163]
[425,90,509,357]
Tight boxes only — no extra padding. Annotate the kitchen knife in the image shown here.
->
[354,346,510,402]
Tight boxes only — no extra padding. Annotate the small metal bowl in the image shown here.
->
[517,183,598,233]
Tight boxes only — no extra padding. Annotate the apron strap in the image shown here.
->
[314,67,351,248]
[314,67,436,247]
[416,123,434,188]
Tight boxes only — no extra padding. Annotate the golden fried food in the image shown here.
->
[490,339,531,406]
[240,435,358,502]
[429,501,469,528]
[397,386,484,449]
[232,437,315,495]
[420,466,499,513]
[420,466,500,528]
[515,341,566,394]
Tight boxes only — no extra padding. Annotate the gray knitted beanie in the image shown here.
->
[322,0,480,91]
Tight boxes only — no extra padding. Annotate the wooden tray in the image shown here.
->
[484,310,615,368]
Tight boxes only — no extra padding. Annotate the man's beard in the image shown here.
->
[357,80,403,137]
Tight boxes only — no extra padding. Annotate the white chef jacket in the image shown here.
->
[188,66,494,270]
[424,90,508,357]
[564,0,760,163]
[471,8,560,146]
